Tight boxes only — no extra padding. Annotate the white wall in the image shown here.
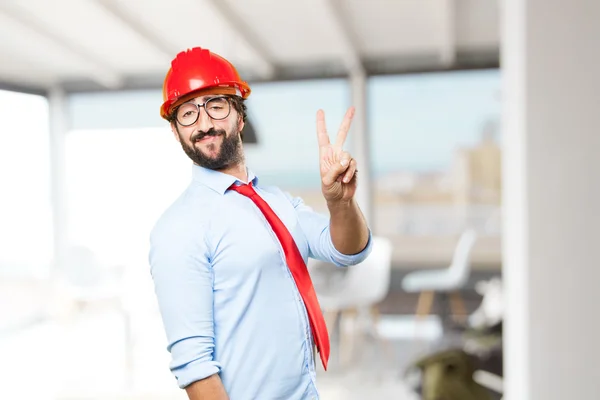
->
[502,1,600,399]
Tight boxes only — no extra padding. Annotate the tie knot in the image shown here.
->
[229,182,255,197]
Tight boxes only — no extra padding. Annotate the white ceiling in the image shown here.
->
[0,0,499,94]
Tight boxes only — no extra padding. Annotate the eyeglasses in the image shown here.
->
[175,96,232,126]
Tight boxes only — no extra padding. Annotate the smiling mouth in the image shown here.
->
[194,133,222,143]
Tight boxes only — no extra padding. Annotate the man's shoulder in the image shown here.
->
[257,183,299,203]
[150,184,215,239]
[264,186,311,211]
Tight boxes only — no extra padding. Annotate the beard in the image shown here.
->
[179,127,243,170]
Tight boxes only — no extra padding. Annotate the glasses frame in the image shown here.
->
[175,96,232,126]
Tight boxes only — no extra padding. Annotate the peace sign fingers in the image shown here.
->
[316,109,330,148]
[315,106,359,203]
[316,106,355,149]
[334,106,355,148]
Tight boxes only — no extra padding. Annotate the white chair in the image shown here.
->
[401,229,478,324]
[311,236,393,367]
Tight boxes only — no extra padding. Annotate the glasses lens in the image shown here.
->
[176,103,199,126]
[205,97,230,120]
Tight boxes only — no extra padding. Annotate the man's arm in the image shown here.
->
[314,106,371,257]
[149,217,226,398]
[185,374,228,400]
[327,197,369,255]
[285,192,372,266]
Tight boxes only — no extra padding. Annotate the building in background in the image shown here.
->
[452,119,502,206]
[374,118,502,237]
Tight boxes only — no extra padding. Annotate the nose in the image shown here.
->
[194,106,214,132]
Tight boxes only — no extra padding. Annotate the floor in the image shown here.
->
[0,309,446,400]
[0,270,499,400]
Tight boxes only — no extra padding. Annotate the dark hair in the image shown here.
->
[229,96,247,140]
[229,96,247,123]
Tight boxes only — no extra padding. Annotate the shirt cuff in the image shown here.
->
[325,229,373,267]
[173,358,222,389]
[169,337,222,389]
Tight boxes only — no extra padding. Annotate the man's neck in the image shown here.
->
[219,162,248,183]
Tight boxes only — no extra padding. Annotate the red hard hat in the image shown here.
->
[160,47,251,120]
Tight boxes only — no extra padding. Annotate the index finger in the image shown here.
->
[316,109,330,147]
[335,106,355,148]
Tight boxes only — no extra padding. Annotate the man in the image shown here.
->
[149,47,372,400]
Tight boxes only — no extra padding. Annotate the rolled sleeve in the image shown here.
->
[149,221,221,388]
[169,338,221,388]
[322,226,373,267]
[286,192,373,267]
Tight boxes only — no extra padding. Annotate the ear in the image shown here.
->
[170,122,181,143]
[237,115,245,135]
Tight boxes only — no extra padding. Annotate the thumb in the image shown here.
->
[322,156,351,186]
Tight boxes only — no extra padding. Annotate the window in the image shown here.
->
[64,80,351,263]
[65,127,190,266]
[0,90,52,278]
[369,70,502,238]
[244,79,350,213]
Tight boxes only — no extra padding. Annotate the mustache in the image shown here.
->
[192,128,226,142]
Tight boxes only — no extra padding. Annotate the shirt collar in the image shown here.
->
[191,164,259,195]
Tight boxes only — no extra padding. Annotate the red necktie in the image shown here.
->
[229,182,330,370]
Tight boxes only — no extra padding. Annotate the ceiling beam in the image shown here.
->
[318,0,364,75]
[0,79,47,96]
[94,0,177,61]
[0,2,123,89]
[57,49,500,94]
[439,0,457,66]
[205,0,275,79]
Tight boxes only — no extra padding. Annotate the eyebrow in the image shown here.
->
[184,95,229,105]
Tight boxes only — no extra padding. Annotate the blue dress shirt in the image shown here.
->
[149,165,372,399]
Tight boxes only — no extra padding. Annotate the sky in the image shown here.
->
[244,69,501,186]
